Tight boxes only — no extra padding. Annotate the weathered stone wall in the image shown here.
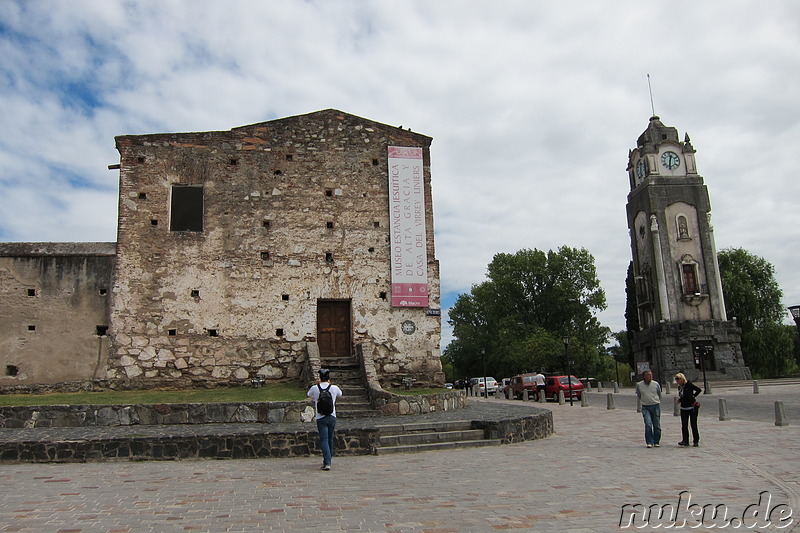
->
[110,109,442,388]
[0,243,115,385]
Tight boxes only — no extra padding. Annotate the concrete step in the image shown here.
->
[375,439,502,455]
[379,429,486,447]
[374,420,473,436]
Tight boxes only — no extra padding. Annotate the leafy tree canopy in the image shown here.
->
[444,247,609,380]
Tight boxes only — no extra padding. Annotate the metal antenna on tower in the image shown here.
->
[647,74,656,117]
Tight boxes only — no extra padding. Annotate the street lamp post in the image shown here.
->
[481,349,487,399]
[788,305,800,332]
[563,336,573,406]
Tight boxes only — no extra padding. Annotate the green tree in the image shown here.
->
[445,247,609,379]
[623,262,638,368]
[718,247,794,378]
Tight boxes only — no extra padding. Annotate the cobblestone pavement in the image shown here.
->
[1,387,799,532]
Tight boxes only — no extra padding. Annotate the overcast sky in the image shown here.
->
[2,1,799,348]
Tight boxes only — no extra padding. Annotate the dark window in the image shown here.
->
[208,329,219,337]
[138,192,147,200]
[373,221,380,228]
[27,325,36,331]
[27,289,36,297]
[326,222,334,229]
[285,154,293,161]
[379,291,387,300]
[170,185,203,232]
[682,265,698,294]
[5,365,18,377]
[168,329,177,336]
[276,328,284,337]
[372,159,379,166]
[191,289,200,298]
[282,294,289,301]
[325,189,333,197]
[229,158,238,165]
[151,219,158,226]
[96,325,108,336]
[261,251,270,261]
[263,220,271,229]
[325,252,334,263]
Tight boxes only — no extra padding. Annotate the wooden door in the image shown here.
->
[317,300,351,358]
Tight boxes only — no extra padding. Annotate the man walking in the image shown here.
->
[635,370,662,448]
[307,368,343,470]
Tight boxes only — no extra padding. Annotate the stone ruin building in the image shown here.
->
[0,109,445,391]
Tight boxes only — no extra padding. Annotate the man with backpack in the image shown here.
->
[307,368,343,470]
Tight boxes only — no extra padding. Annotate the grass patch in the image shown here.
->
[389,387,449,396]
[0,383,307,407]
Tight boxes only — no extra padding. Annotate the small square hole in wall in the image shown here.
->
[275,328,284,337]
[282,294,289,301]
[326,221,334,229]
[230,158,238,165]
[372,158,379,166]
[380,291,387,300]
[96,325,108,336]
[373,221,380,228]
[168,329,177,336]
[138,192,147,200]
[263,220,271,229]
[137,156,145,164]
[27,289,36,297]
[5,365,18,377]
[368,247,375,253]
[191,289,200,298]
[325,189,333,197]
[208,329,219,337]
[151,219,158,226]
[27,325,36,331]
[285,154,293,161]
[99,288,107,296]
[325,253,334,263]
[261,251,271,261]
[274,169,282,176]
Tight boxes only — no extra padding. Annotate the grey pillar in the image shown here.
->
[597,382,603,393]
[558,390,565,405]
[718,398,731,421]
[538,390,545,403]
[613,382,620,393]
[705,381,713,395]
[607,393,616,410]
[775,402,789,427]
[581,393,589,407]
[674,400,680,416]
[664,382,670,395]
[753,380,759,394]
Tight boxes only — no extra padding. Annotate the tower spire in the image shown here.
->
[647,74,656,117]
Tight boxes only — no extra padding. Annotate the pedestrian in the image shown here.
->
[635,369,662,448]
[307,368,343,470]
[674,372,702,447]
[533,371,546,401]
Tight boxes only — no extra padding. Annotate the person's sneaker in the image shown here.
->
[646,444,653,448]
[322,465,331,471]
[678,441,689,447]
[654,443,660,447]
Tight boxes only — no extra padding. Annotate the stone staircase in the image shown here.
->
[322,357,379,418]
[373,420,502,454]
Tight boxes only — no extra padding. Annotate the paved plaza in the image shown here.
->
[1,383,798,532]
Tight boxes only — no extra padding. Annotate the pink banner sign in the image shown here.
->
[388,146,428,307]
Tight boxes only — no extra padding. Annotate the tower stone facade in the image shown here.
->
[626,116,750,383]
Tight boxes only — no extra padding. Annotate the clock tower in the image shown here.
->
[626,116,750,382]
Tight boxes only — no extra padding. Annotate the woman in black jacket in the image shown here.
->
[675,373,703,447]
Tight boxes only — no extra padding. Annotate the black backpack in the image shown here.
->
[317,383,334,416]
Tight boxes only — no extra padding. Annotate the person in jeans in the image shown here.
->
[675,372,702,447]
[307,368,343,470]
[635,370,662,448]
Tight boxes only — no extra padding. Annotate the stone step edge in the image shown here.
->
[374,439,502,455]
[378,429,486,447]
[372,420,474,435]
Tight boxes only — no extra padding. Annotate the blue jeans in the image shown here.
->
[316,415,337,466]
[641,404,661,445]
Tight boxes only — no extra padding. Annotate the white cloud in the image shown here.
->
[2,0,799,342]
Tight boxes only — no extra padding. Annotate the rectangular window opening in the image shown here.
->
[373,221,380,228]
[151,219,158,226]
[263,220,271,229]
[168,329,177,336]
[275,328,284,337]
[5,365,18,377]
[325,252,334,263]
[138,192,147,200]
[379,291,387,300]
[325,189,333,197]
[682,265,698,295]
[282,294,289,301]
[27,289,36,297]
[229,158,238,165]
[208,329,219,337]
[261,251,271,261]
[99,288,107,296]
[372,158,379,166]
[27,325,36,331]
[137,156,146,164]
[285,154,293,161]
[170,185,204,232]
[96,325,109,336]
[191,289,200,298]
[326,221,334,229]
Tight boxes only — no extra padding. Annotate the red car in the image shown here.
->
[545,375,584,401]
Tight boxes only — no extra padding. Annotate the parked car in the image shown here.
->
[470,377,498,396]
[545,375,584,401]
[499,378,511,395]
[445,383,453,389]
[508,373,538,400]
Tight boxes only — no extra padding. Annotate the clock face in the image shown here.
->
[636,159,647,179]
[661,151,680,170]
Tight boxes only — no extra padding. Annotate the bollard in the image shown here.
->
[674,400,680,416]
[636,398,642,413]
[718,398,731,421]
[558,390,565,405]
[664,382,670,395]
[581,392,589,407]
[607,392,616,410]
[613,382,620,393]
[597,382,603,393]
[538,390,545,403]
[521,389,528,402]
[753,380,759,394]
[775,401,789,427]
[705,382,713,395]
[585,381,592,392]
